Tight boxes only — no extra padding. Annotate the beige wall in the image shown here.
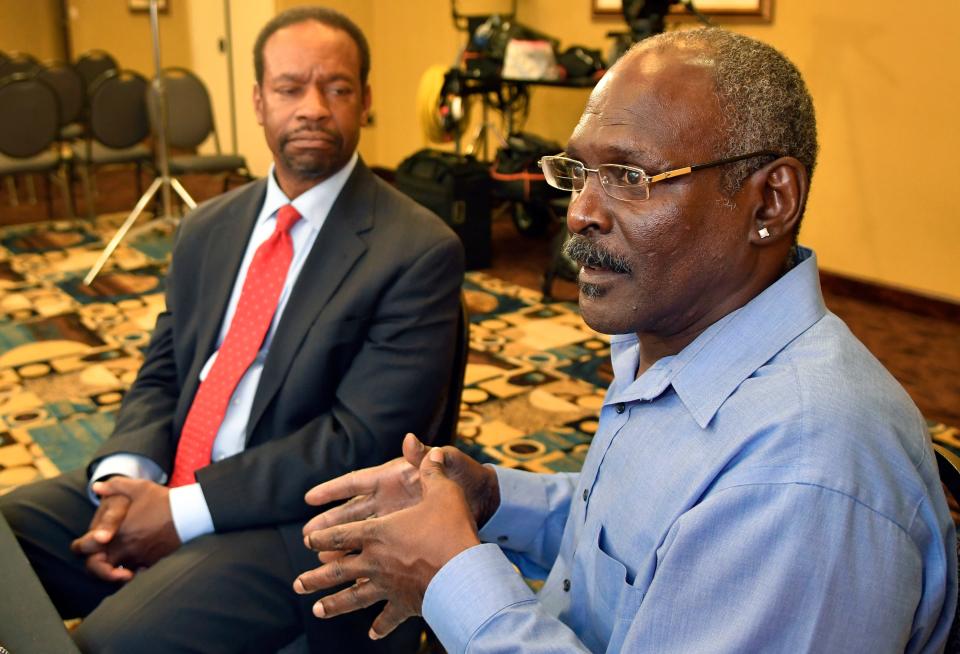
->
[66,0,193,75]
[362,0,960,301]
[0,0,64,61]
[6,0,956,300]
[733,2,960,301]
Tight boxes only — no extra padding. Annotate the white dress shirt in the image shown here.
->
[90,153,358,543]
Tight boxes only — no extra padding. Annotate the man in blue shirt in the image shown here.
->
[293,28,957,652]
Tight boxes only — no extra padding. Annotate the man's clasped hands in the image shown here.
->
[293,433,503,640]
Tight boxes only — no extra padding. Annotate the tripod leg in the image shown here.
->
[169,178,197,211]
[83,177,164,286]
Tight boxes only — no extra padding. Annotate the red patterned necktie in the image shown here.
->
[169,204,302,487]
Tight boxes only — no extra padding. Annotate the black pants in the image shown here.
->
[0,469,422,653]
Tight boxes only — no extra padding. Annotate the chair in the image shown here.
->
[0,51,41,80]
[0,74,73,217]
[71,69,152,218]
[934,444,960,653]
[37,62,85,141]
[431,292,471,446]
[148,67,249,192]
[73,49,118,96]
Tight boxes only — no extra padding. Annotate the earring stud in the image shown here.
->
[758,226,770,239]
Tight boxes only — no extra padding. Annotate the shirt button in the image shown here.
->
[582,489,589,502]
[562,579,571,592]
[615,403,625,414]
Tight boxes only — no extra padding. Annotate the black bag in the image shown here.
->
[396,149,492,270]
[557,46,605,80]
[490,132,566,236]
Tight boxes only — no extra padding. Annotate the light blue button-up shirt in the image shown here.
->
[423,247,957,653]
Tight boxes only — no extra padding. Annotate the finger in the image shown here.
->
[303,494,375,536]
[85,551,134,583]
[316,549,348,564]
[89,495,130,543]
[304,522,367,553]
[401,433,429,467]
[369,601,414,640]
[294,553,370,594]
[312,578,383,619]
[71,530,105,555]
[305,465,385,507]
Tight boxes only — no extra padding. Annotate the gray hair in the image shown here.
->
[634,28,818,200]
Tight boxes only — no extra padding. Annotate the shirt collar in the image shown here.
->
[260,152,359,229]
[607,247,827,428]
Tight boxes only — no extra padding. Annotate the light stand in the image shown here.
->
[83,0,196,286]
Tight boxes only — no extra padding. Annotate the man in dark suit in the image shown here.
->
[0,7,464,652]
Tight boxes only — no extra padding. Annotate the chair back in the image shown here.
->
[88,69,149,149]
[74,50,118,94]
[37,62,84,126]
[0,52,41,80]
[148,67,216,151]
[431,293,470,446]
[0,74,60,158]
[934,444,960,654]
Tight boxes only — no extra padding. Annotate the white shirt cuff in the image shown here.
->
[88,454,166,504]
[169,483,216,543]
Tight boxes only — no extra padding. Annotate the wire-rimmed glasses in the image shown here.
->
[538,151,781,201]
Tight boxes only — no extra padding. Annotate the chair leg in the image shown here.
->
[135,162,143,197]
[52,168,75,219]
[45,172,53,218]
[6,176,19,206]
[80,165,96,220]
[26,175,38,205]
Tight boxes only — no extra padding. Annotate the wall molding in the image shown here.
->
[820,271,960,323]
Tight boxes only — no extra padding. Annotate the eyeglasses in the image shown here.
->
[538,150,781,201]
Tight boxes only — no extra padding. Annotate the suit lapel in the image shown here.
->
[187,181,267,399]
[246,162,376,436]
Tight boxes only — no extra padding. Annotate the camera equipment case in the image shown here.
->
[396,149,492,270]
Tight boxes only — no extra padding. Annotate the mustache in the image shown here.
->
[563,234,632,275]
[281,125,341,144]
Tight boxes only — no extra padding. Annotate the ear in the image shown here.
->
[747,156,808,246]
[253,83,264,126]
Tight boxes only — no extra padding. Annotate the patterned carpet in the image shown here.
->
[0,214,956,495]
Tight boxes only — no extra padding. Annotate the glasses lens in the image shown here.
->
[541,157,584,192]
[598,164,649,201]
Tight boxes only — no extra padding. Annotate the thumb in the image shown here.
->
[401,432,429,467]
[94,476,136,498]
[419,447,449,487]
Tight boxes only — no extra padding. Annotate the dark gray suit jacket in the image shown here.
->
[91,160,464,566]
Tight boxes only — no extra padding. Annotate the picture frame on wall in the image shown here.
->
[592,0,772,22]
[128,0,169,12]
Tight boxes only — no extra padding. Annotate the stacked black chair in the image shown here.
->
[73,49,118,96]
[0,52,41,80]
[933,444,960,654]
[71,69,152,218]
[0,74,73,217]
[37,61,85,141]
[148,67,250,192]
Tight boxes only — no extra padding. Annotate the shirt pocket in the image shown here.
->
[586,524,645,648]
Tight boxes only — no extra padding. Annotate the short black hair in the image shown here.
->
[253,6,370,86]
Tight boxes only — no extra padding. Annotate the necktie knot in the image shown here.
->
[276,204,301,233]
